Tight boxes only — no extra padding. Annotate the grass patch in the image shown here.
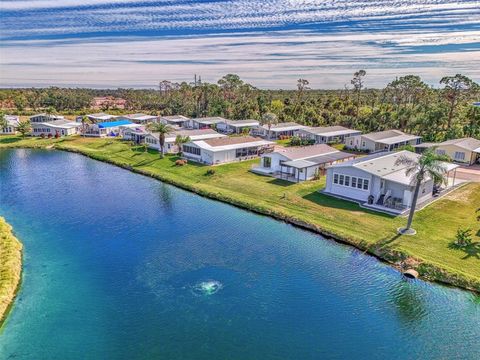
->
[0,217,22,327]
[1,135,479,292]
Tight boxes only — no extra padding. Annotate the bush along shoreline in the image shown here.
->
[0,217,23,328]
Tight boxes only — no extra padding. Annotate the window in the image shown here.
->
[454,152,465,160]
[362,141,365,147]
[183,145,200,156]
[263,157,272,168]
[332,172,369,191]
[436,149,446,156]
[357,178,363,189]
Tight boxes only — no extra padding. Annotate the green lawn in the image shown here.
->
[1,135,479,291]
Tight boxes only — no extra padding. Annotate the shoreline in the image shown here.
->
[1,141,479,295]
[0,217,23,329]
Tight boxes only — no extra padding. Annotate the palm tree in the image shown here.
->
[0,113,7,132]
[174,135,190,156]
[395,148,450,235]
[16,120,32,138]
[261,112,278,138]
[146,122,174,158]
[81,115,92,136]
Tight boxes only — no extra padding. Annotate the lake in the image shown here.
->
[0,149,479,359]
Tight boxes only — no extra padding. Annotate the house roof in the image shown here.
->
[4,115,19,126]
[262,122,305,132]
[282,151,354,169]
[87,113,116,121]
[193,136,274,151]
[30,113,64,119]
[124,113,158,121]
[330,150,457,186]
[273,144,340,161]
[165,129,226,142]
[35,120,81,129]
[301,126,361,137]
[222,119,260,127]
[362,130,421,144]
[161,115,190,122]
[98,120,132,128]
[439,137,480,152]
[192,117,227,124]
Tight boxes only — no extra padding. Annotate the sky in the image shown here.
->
[0,0,479,89]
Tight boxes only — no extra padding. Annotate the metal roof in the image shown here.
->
[98,120,132,128]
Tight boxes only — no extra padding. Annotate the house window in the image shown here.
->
[345,176,350,187]
[362,141,365,147]
[363,179,369,190]
[454,152,465,160]
[339,175,344,185]
[350,140,353,145]
[436,149,446,156]
[263,157,272,168]
[183,145,200,156]
[351,177,357,188]
[333,174,339,184]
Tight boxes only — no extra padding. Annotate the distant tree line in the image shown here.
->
[1,72,479,141]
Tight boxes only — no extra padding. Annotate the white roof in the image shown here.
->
[87,113,115,121]
[263,122,306,132]
[161,115,190,122]
[222,119,260,127]
[330,150,457,186]
[362,130,421,144]
[165,129,226,143]
[4,115,19,126]
[192,137,274,152]
[192,117,227,125]
[35,120,81,129]
[301,126,361,137]
[125,114,158,121]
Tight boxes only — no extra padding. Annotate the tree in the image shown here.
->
[174,135,190,156]
[261,112,278,137]
[440,74,478,129]
[351,70,366,121]
[0,112,7,131]
[395,148,450,234]
[81,115,92,136]
[16,120,32,138]
[146,122,174,158]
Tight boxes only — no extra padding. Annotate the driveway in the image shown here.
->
[455,164,480,182]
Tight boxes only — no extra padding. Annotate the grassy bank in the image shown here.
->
[0,217,23,327]
[1,135,479,292]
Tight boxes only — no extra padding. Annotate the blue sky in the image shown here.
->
[1,0,479,89]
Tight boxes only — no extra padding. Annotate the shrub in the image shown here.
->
[451,228,473,248]
[54,132,60,138]
[205,169,216,176]
[47,133,52,138]
[40,133,45,138]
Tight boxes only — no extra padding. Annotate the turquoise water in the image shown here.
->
[0,149,479,359]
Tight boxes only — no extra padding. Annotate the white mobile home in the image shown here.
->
[86,113,117,123]
[30,113,65,123]
[252,122,306,139]
[188,117,227,129]
[296,126,361,144]
[1,115,20,135]
[346,130,422,153]
[84,120,133,137]
[252,144,355,182]
[216,119,260,134]
[182,136,275,165]
[324,151,458,214]
[160,115,190,127]
[416,138,480,165]
[31,120,82,137]
[145,128,226,153]
[120,113,160,124]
